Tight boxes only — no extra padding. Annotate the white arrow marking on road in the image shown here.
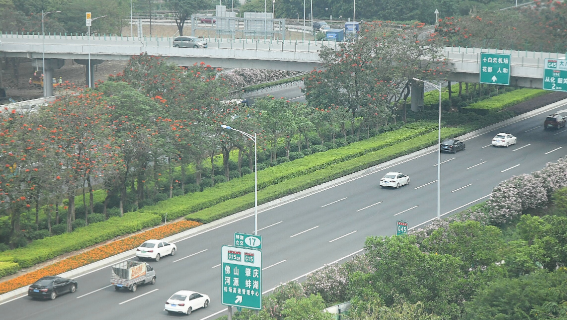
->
[235,296,243,304]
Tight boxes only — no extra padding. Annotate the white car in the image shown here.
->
[164,290,210,315]
[492,133,517,147]
[136,239,176,261]
[379,172,410,188]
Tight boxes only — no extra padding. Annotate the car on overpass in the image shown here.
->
[200,17,216,24]
[173,36,208,48]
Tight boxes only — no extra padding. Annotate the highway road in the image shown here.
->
[1,99,566,320]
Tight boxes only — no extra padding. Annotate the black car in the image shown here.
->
[544,114,566,130]
[28,276,77,300]
[440,139,465,153]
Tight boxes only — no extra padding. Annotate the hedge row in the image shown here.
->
[463,89,547,115]
[0,212,161,268]
[187,127,467,223]
[0,262,19,278]
[139,122,440,220]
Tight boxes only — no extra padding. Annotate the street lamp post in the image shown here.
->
[87,15,107,89]
[221,125,258,235]
[42,10,61,97]
[413,78,442,220]
[434,9,439,26]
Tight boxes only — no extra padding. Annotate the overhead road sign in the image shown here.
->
[543,59,567,92]
[221,246,262,310]
[480,53,511,85]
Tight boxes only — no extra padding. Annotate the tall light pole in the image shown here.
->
[87,15,107,89]
[42,10,61,97]
[413,78,442,220]
[303,0,305,41]
[221,125,258,235]
[434,9,439,26]
[131,0,133,37]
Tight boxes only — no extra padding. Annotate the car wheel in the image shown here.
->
[406,178,410,186]
[171,248,176,256]
[114,286,120,291]
[131,284,137,292]
[186,307,192,315]
[70,284,76,293]
[396,183,400,189]
[505,142,509,148]
[155,254,160,262]
[50,292,57,300]
[204,300,209,308]
[193,45,199,48]
[150,277,156,285]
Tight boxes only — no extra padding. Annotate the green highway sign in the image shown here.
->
[480,53,511,85]
[221,246,262,310]
[396,220,408,236]
[234,233,262,251]
[543,59,567,92]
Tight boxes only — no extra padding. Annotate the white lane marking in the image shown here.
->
[199,309,227,320]
[482,144,492,148]
[329,231,357,243]
[290,226,319,238]
[262,249,365,295]
[321,197,347,207]
[394,206,418,216]
[77,285,112,299]
[263,260,286,270]
[172,249,208,263]
[410,194,491,230]
[451,184,472,193]
[525,126,540,132]
[357,202,381,212]
[119,289,159,305]
[415,180,437,189]
[501,164,520,172]
[257,221,282,232]
[545,147,562,154]
[513,143,531,151]
[211,264,220,269]
[467,161,486,170]
[553,130,565,135]
[434,157,454,166]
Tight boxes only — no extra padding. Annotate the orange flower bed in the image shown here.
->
[0,220,201,295]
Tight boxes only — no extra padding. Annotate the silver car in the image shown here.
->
[173,36,207,48]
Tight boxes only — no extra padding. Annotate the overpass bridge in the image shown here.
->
[1,33,565,97]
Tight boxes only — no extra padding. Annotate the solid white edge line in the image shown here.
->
[263,260,286,270]
[357,202,382,212]
[290,226,319,238]
[321,197,347,208]
[172,249,208,263]
[329,231,357,243]
[118,288,159,305]
[198,309,227,320]
[409,194,491,230]
[76,285,112,299]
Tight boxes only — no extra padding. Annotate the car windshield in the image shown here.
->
[170,294,187,301]
[495,134,506,139]
[384,174,397,179]
[442,140,453,145]
[34,279,53,286]
[140,242,156,248]
[546,117,556,121]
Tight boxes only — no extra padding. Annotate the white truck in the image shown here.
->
[111,260,156,292]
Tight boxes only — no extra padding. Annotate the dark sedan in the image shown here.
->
[440,139,465,153]
[28,276,77,300]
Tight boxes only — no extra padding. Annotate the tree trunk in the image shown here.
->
[448,80,452,108]
[103,192,110,219]
[222,145,230,181]
[180,159,186,194]
[55,202,60,225]
[458,82,463,97]
[82,180,87,224]
[67,195,75,233]
[120,186,125,217]
[168,157,174,198]
[88,176,94,216]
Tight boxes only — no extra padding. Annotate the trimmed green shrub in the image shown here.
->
[72,219,86,230]
[311,145,328,153]
[0,212,160,268]
[88,213,106,224]
[51,224,67,235]
[28,230,50,241]
[289,152,305,161]
[462,89,547,115]
[0,261,20,278]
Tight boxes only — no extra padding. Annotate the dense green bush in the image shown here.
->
[0,261,20,278]
[462,89,547,115]
[289,152,305,161]
[88,213,106,224]
[51,223,67,235]
[311,145,328,153]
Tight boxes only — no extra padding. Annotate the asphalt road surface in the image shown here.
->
[1,99,566,320]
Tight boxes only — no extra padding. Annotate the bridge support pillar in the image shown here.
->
[32,59,65,97]
[74,59,104,88]
[411,81,424,112]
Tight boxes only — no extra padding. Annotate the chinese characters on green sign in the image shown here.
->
[543,59,567,92]
[480,53,511,85]
[234,233,262,250]
[221,246,262,310]
[396,220,408,236]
